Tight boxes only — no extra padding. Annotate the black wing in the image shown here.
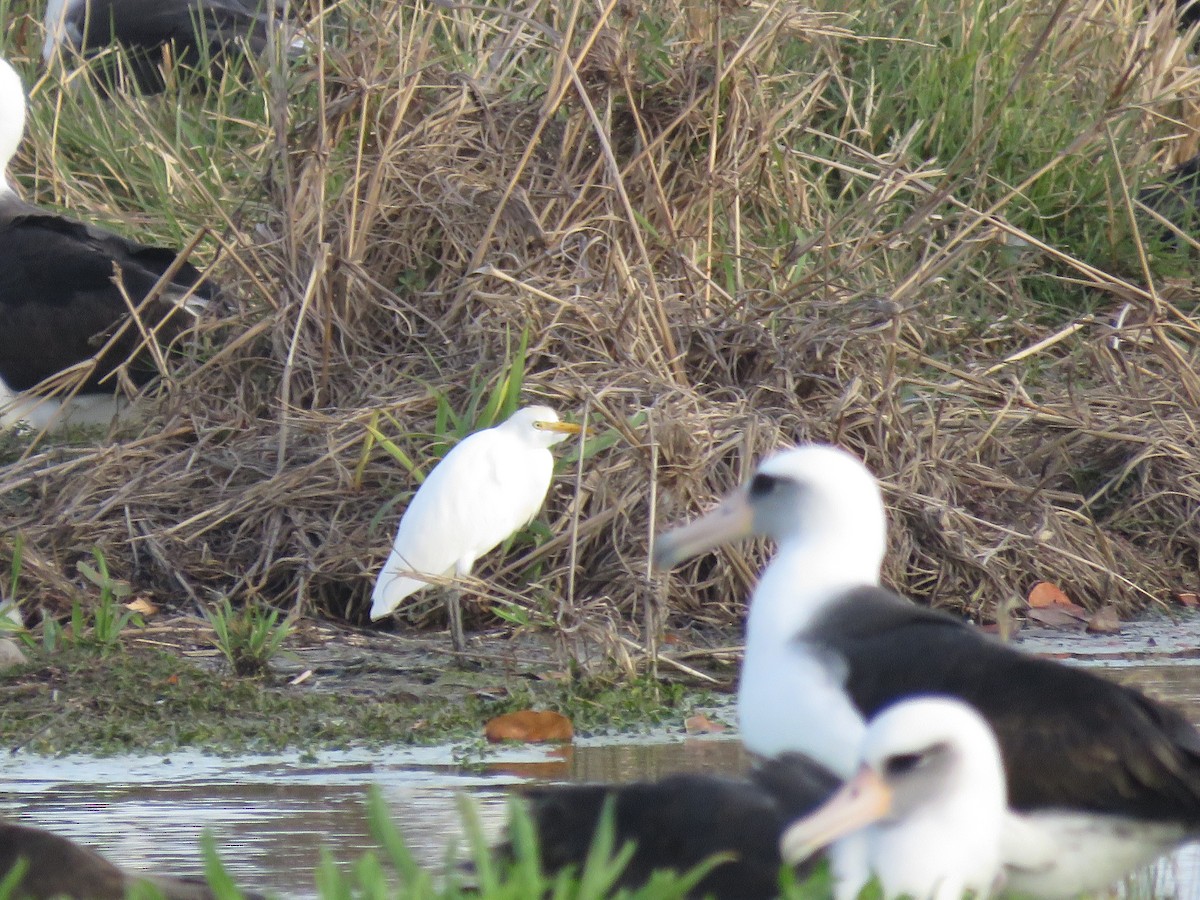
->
[807,587,1200,822]
[0,213,215,392]
[67,0,290,91]
[74,0,280,52]
[509,759,837,899]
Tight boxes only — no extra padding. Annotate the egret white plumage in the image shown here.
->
[42,0,306,94]
[0,57,219,431]
[371,405,582,650]
[781,696,1007,900]
[654,443,1200,897]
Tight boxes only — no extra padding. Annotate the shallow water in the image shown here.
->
[0,731,747,897]
[2,658,1200,898]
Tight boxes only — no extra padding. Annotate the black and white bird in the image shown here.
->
[42,0,305,93]
[0,56,219,431]
[653,443,1200,898]
[371,406,583,650]
[781,696,1007,900]
[508,697,1007,900]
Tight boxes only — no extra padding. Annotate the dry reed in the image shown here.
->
[0,0,1198,648]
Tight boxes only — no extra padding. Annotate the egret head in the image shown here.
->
[0,58,26,188]
[652,444,887,573]
[780,696,1007,863]
[503,405,583,449]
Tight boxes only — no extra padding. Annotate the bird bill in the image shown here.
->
[779,765,893,864]
[651,487,753,570]
[534,420,584,435]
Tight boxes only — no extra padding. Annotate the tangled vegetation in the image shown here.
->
[1,0,1199,658]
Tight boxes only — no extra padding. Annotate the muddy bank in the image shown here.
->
[0,615,727,755]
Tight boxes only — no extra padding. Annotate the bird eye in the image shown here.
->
[883,752,925,778]
[748,474,778,498]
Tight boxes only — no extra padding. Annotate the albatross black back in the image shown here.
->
[806,586,1200,823]
[507,755,839,899]
[0,211,217,393]
[59,0,292,93]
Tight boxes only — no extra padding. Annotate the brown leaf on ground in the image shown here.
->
[1085,605,1122,634]
[684,714,727,734]
[484,710,574,743]
[125,597,159,617]
[1028,581,1071,608]
[1175,592,1200,608]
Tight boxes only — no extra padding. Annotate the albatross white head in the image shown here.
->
[653,444,887,631]
[0,58,27,195]
[781,696,1007,900]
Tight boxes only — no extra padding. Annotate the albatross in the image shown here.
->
[42,0,305,93]
[781,696,1007,900]
[0,56,218,431]
[0,819,262,899]
[508,753,838,899]
[653,443,1200,898]
[371,405,583,650]
[506,697,1006,900]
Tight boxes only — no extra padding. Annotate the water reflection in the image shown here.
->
[0,666,1197,897]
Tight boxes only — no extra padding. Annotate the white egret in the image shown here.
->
[371,405,582,649]
[781,696,1007,900]
[654,444,1200,897]
[0,57,218,431]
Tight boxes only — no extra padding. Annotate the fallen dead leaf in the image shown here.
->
[1085,605,1122,634]
[684,714,727,734]
[125,597,159,617]
[1175,592,1199,609]
[1028,581,1071,608]
[484,710,574,744]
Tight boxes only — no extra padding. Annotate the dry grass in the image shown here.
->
[1,0,1199,650]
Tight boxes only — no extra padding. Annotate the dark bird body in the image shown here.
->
[0,206,215,394]
[508,755,840,899]
[809,586,1200,823]
[0,820,261,899]
[43,0,301,93]
[0,57,218,429]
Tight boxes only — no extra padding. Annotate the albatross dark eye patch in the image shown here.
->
[884,752,926,778]
[749,473,779,498]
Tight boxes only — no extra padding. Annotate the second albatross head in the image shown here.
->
[653,444,888,584]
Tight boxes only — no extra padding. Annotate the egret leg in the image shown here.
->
[446,588,466,651]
